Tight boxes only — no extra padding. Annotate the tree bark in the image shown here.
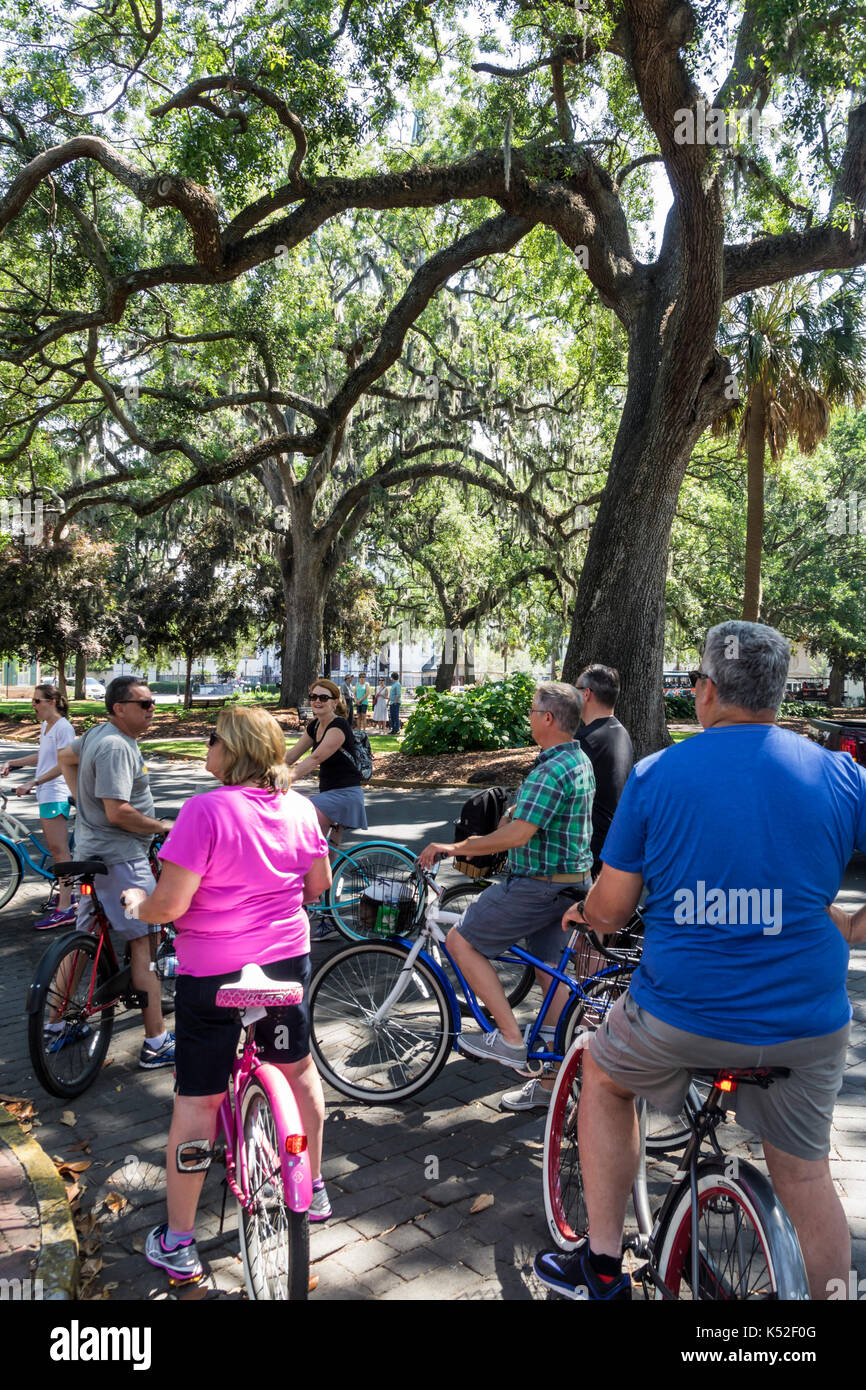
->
[74,650,86,700]
[828,664,845,707]
[184,654,193,708]
[55,650,67,699]
[742,392,766,623]
[278,542,331,708]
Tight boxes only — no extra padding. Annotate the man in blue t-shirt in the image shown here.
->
[533,620,866,1302]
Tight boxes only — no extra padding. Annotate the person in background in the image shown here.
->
[1,684,76,929]
[353,672,370,732]
[372,678,389,732]
[388,671,402,736]
[339,674,354,729]
[573,665,635,879]
[119,706,333,1283]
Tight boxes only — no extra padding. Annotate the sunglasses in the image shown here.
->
[208,732,222,746]
[688,670,712,688]
[116,699,155,710]
[309,693,333,702]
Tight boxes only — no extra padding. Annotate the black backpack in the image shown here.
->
[453,785,509,878]
[340,728,374,784]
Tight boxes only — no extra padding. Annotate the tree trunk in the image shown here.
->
[465,628,476,685]
[562,298,729,757]
[435,624,460,691]
[55,650,67,699]
[278,543,330,709]
[74,650,86,700]
[828,664,845,707]
[742,391,766,623]
[184,655,193,708]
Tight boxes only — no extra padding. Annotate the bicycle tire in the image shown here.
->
[435,881,536,1017]
[0,839,23,911]
[309,942,453,1102]
[654,1160,810,1299]
[327,842,425,942]
[27,933,115,1098]
[236,1080,309,1301]
[542,1036,588,1250]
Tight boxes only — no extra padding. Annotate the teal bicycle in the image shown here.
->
[308,838,425,942]
[0,791,72,910]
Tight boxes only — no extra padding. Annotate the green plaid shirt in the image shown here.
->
[508,741,595,877]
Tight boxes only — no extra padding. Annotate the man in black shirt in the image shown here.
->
[573,665,635,878]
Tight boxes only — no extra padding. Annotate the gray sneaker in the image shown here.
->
[145,1224,203,1282]
[456,1029,527,1070]
[309,1182,332,1222]
[500,1076,555,1112]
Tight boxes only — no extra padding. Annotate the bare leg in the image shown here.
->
[129,931,165,1038]
[166,1092,224,1230]
[275,1055,325,1179]
[579,1049,640,1257]
[763,1141,850,1299]
[447,928,522,1044]
[41,813,73,909]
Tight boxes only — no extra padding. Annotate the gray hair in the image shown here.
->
[702,621,790,713]
[535,681,583,734]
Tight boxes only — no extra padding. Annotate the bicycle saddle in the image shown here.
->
[215,963,304,1009]
[693,1066,791,1089]
[54,859,108,878]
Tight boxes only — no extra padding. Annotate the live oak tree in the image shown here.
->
[2,0,865,747]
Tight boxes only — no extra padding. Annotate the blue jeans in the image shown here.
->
[389,702,400,734]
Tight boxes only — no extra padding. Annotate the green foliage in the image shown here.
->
[664,693,697,720]
[402,672,534,754]
[778,700,829,718]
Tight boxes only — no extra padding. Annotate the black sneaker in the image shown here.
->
[534,1240,632,1300]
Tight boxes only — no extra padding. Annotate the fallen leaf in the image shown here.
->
[0,1092,31,1103]
[81,1238,101,1257]
[79,1257,103,1279]
[114,1085,122,1092]
[56,1160,92,1178]
[308,1274,320,1293]
[68,1140,91,1153]
[524,1140,544,1150]
[469,1193,494,1214]
[103,1191,128,1214]
[103,1282,119,1292]
[101,1058,112,1069]
[60,1110,76,1127]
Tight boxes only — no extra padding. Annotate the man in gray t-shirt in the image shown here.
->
[58,678,175,1071]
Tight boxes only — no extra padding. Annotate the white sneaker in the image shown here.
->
[499,1077,554,1112]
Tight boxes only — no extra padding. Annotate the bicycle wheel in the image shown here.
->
[309,942,452,1102]
[654,1160,810,1299]
[435,882,535,1016]
[236,1080,309,1301]
[27,933,115,1098]
[543,1038,587,1250]
[0,839,23,911]
[327,843,425,942]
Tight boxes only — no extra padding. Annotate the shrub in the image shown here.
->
[664,693,697,720]
[402,673,535,755]
[778,700,831,719]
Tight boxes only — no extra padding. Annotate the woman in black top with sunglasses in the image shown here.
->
[285,678,367,846]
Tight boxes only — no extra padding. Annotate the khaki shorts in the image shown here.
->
[589,992,849,1161]
[76,859,160,942]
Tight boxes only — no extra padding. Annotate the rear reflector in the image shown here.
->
[285,1134,307,1155]
[840,737,858,759]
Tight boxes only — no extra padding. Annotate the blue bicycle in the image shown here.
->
[0,792,72,910]
[308,866,640,1103]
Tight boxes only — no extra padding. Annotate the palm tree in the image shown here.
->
[715,281,866,622]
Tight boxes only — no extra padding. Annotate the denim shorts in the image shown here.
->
[458,874,590,965]
[174,954,312,1097]
[589,992,849,1161]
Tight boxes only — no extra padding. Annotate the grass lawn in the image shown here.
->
[670,729,699,742]
[142,731,405,760]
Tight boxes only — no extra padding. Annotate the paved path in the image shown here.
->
[3,752,866,1302]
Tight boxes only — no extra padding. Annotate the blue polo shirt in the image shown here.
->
[601,724,866,1043]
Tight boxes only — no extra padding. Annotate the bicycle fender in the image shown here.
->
[393,938,462,1038]
[252,1063,313,1213]
[24,930,82,1014]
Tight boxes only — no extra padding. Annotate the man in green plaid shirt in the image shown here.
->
[419,682,595,1073]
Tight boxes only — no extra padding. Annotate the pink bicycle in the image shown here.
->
[205,964,313,1300]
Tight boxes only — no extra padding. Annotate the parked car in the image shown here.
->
[84,679,106,698]
[808,715,866,767]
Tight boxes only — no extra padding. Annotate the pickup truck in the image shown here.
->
[808,716,866,767]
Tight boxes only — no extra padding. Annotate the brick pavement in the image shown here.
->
[3,763,866,1301]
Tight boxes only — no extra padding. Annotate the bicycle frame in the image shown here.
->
[372,891,630,1070]
[217,1029,312,1215]
[0,801,55,879]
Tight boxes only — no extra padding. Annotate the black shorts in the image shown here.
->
[174,954,311,1097]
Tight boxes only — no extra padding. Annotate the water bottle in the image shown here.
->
[155,941,179,979]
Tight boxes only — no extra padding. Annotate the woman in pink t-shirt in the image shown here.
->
[120,706,332,1284]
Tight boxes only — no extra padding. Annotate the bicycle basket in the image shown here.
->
[358,874,419,937]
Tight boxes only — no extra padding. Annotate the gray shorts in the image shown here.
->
[76,859,160,942]
[589,992,850,1161]
[458,874,590,965]
[310,787,368,830]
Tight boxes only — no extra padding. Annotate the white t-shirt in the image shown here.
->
[36,717,75,805]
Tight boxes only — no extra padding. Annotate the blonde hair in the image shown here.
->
[215,706,290,791]
[309,677,347,719]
